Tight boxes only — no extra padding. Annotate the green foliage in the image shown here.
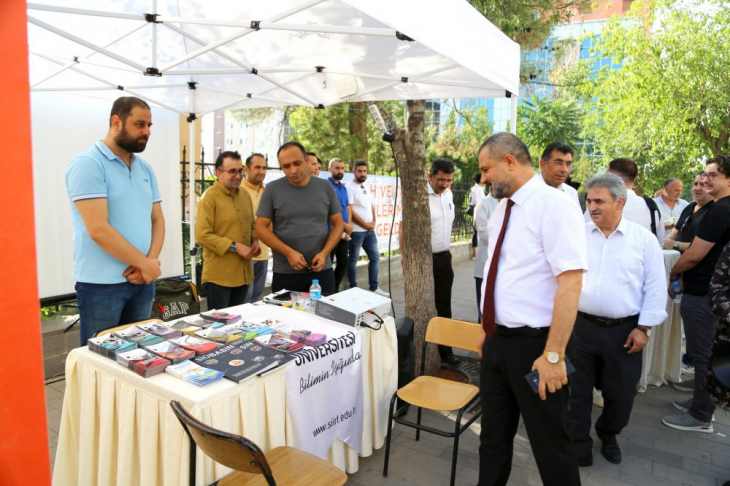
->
[426,104,493,180]
[517,95,585,163]
[284,101,404,174]
[578,0,730,192]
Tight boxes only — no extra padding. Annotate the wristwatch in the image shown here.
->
[636,325,652,337]
[229,242,237,253]
[543,351,564,364]
[673,241,681,252]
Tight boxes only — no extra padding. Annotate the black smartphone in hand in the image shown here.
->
[525,358,576,394]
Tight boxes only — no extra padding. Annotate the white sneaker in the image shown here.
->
[372,288,390,297]
[593,388,604,408]
[680,363,695,375]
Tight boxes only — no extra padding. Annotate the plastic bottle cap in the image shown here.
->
[313,280,319,284]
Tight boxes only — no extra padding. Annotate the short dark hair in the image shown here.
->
[708,155,730,176]
[477,132,531,166]
[607,158,638,183]
[353,160,368,171]
[277,141,306,160]
[663,178,680,188]
[472,172,482,184]
[109,96,150,127]
[541,142,574,161]
[215,150,242,170]
[245,153,265,167]
[306,152,322,165]
[430,158,455,176]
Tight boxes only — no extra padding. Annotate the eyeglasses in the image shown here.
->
[550,160,573,168]
[434,178,453,185]
[701,172,721,181]
[221,168,244,176]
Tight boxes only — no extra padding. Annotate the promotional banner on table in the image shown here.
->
[285,329,364,459]
[264,172,402,254]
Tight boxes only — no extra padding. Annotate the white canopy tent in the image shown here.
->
[28,0,520,291]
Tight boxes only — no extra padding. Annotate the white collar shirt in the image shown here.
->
[539,173,582,211]
[428,183,454,253]
[346,180,373,232]
[585,188,663,246]
[653,196,689,238]
[468,183,485,207]
[579,217,668,326]
[480,174,588,328]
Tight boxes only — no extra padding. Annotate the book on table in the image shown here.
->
[114,326,164,347]
[137,321,184,340]
[169,335,220,355]
[144,341,196,364]
[193,340,295,383]
[200,311,241,325]
[165,360,224,386]
[164,319,202,336]
[195,324,246,344]
[116,348,170,377]
[88,335,137,359]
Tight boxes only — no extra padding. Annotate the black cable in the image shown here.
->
[361,310,385,330]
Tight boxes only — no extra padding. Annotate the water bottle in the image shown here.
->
[672,281,682,304]
[309,279,322,312]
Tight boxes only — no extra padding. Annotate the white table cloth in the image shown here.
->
[639,249,682,391]
[52,304,398,485]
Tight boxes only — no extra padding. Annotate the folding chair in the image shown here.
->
[383,317,482,486]
[170,401,347,486]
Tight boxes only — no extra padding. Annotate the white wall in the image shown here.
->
[32,92,183,300]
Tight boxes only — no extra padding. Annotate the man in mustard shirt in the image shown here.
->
[196,151,260,310]
[243,153,270,303]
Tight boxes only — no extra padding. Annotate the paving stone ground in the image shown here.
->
[45,258,730,485]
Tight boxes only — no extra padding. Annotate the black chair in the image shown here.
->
[383,317,482,486]
[170,400,347,486]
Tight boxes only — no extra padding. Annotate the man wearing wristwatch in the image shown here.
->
[477,133,587,486]
[569,174,667,468]
[196,151,260,310]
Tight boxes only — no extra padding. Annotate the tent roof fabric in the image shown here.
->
[28,0,520,115]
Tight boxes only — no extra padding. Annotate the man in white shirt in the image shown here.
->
[346,160,386,295]
[654,178,689,238]
[569,173,667,468]
[539,142,581,211]
[468,172,486,259]
[428,158,458,365]
[473,188,499,322]
[601,158,663,246]
[477,133,587,486]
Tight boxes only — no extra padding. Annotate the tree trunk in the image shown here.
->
[380,100,439,376]
[349,102,369,167]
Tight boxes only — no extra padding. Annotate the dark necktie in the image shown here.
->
[482,199,515,338]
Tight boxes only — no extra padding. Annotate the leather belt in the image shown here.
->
[495,325,549,337]
[578,311,639,327]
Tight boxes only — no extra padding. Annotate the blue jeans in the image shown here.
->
[245,260,268,303]
[76,281,155,346]
[347,230,380,290]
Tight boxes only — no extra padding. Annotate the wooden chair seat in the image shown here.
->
[397,376,479,411]
[217,446,347,486]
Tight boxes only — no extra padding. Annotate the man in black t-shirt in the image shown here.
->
[664,173,714,252]
[663,155,730,434]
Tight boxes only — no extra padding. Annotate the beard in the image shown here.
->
[115,125,148,153]
[490,180,512,199]
[332,172,344,181]
[356,175,367,183]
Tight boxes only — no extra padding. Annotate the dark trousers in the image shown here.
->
[433,251,454,358]
[272,268,336,296]
[479,329,580,486]
[568,315,642,457]
[682,294,718,422]
[330,239,349,292]
[475,277,483,323]
[203,282,249,311]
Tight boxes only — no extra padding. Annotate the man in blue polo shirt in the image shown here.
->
[65,96,165,345]
[328,158,352,291]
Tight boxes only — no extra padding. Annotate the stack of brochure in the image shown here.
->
[114,327,164,347]
[165,360,224,386]
[195,324,245,344]
[201,311,241,325]
[138,322,184,340]
[169,335,220,355]
[88,335,137,359]
[164,319,202,336]
[145,341,195,364]
[116,348,170,377]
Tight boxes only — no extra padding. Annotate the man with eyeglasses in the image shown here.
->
[196,151,260,310]
[663,155,730,433]
[428,158,459,365]
[539,142,581,211]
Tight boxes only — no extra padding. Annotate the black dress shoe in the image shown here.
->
[576,454,593,467]
[596,429,621,464]
[443,355,461,366]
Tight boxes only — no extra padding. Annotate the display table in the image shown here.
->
[639,249,682,391]
[52,304,398,486]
